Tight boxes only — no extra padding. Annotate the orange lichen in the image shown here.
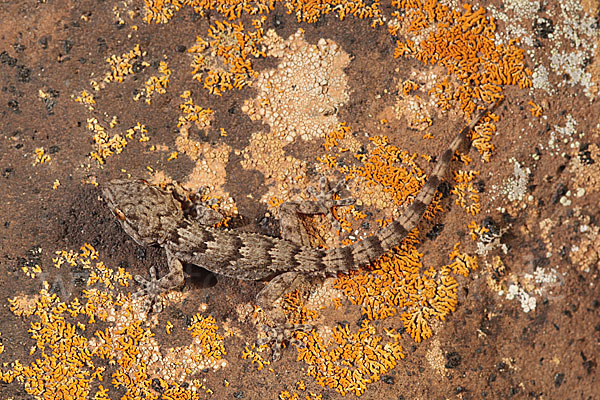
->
[87,119,148,164]
[73,89,96,111]
[467,219,489,241]
[296,320,404,396]
[241,344,271,371]
[344,135,443,222]
[528,100,543,117]
[322,123,351,151]
[282,0,384,26]
[282,290,319,324]
[178,91,214,130]
[188,17,266,96]
[334,237,473,343]
[103,44,149,84]
[447,242,478,277]
[134,60,172,104]
[393,0,529,116]
[143,0,275,23]
[451,169,481,215]
[33,147,51,165]
[470,111,499,162]
[143,0,384,26]
[1,244,223,398]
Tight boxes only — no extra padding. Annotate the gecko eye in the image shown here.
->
[114,208,127,221]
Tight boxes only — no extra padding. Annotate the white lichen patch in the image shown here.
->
[568,143,600,194]
[242,29,350,143]
[394,94,432,131]
[175,124,237,215]
[503,283,537,313]
[239,130,307,212]
[501,159,530,203]
[568,209,600,273]
[488,0,598,98]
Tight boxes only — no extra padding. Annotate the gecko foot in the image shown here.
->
[132,264,184,313]
[256,322,313,361]
[306,177,355,232]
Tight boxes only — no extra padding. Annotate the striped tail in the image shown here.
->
[322,100,502,273]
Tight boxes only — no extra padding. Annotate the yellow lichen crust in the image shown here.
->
[73,89,96,111]
[143,0,382,26]
[1,244,224,399]
[451,169,481,215]
[295,320,404,396]
[178,91,214,131]
[33,147,51,166]
[189,17,266,96]
[104,44,149,84]
[335,241,477,344]
[134,60,172,104]
[392,1,529,116]
[87,120,148,164]
[283,0,384,26]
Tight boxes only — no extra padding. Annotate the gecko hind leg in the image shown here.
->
[132,250,185,313]
[255,272,315,361]
[280,176,355,245]
[256,322,312,361]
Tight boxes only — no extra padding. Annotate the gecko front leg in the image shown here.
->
[133,249,185,313]
[130,183,224,313]
[256,177,355,360]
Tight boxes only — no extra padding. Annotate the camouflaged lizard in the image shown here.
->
[102,100,499,359]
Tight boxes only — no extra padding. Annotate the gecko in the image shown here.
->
[102,99,501,360]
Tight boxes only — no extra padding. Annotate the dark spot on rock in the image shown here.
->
[64,39,74,54]
[13,43,25,53]
[132,60,146,73]
[3,168,14,178]
[554,372,564,387]
[445,351,462,369]
[272,13,284,28]
[136,247,147,260]
[97,37,108,53]
[48,145,60,154]
[382,375,394,384]
[533,17,554,39]
[0,51,17,66]
[551,183,567,204]
[476,179,485,193]
[151,378,164,393]
[233,390,244,398]
[18,66,31,83]
[8,99,19,112]
[578,143,595,165]
[426,223,444,240]
[438,181,451,198]
[176,44,187,53]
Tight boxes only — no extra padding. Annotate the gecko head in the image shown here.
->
[102,179,184,246]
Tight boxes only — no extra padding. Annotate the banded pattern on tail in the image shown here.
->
[323,100,501,273]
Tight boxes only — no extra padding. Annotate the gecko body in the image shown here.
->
[102,100,499,358]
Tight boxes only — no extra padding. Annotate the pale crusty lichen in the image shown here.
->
[242,28,350,143]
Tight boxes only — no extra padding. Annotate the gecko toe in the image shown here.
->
[257,323,313,361]
[131,267,167,313]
